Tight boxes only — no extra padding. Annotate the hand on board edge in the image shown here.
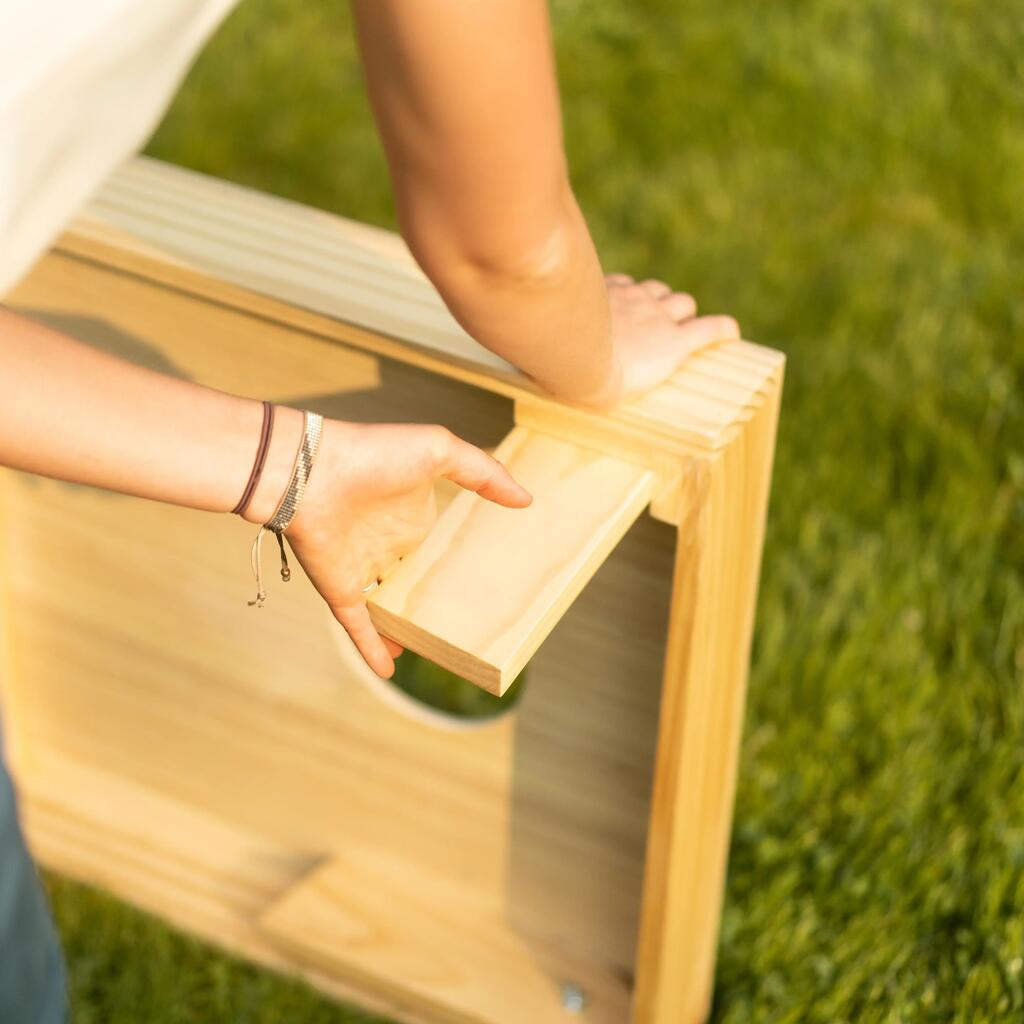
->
[282,421,532,679]
[576,273,741,410]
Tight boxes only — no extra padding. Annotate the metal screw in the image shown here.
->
[560,982,587,1014]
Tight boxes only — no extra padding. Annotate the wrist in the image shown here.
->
[567,354,625,411]
[280,416,348,543]
[239,404,306,526]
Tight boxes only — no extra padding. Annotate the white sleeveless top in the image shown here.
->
[0,0,239,296]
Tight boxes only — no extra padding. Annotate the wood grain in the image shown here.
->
[0,162,785,1024]
[50,157,782,460]
[368,427,654,693]
[1,249,671,1023]
[2,461,664,1024]
[633,363,785,1022]
[261,851,632,1024]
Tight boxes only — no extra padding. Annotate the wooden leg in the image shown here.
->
[633,372,783,1024]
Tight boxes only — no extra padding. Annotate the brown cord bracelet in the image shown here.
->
[231,400,274,517]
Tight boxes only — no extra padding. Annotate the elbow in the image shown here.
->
[399,184,581,297]
[409,221,576,299]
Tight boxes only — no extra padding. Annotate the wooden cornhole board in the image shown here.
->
[0,158,784,1024]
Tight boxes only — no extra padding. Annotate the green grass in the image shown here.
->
[44,875,390,1024]
[46,0,1024,1020]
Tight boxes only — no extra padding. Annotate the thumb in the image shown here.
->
[441,435,532,508]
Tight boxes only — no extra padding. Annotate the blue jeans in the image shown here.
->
[0,759,67,1024]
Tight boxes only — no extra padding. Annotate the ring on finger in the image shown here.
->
[361,555,404,594]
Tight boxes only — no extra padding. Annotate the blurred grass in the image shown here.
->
[46,0,1024,1020]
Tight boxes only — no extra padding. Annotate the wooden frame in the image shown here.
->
[0,158,783,1024]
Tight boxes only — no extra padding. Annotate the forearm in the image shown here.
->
[411,187,620,405]
[0,307,301,525]
[351,0,620,405]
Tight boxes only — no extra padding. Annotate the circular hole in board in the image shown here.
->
[386,651,527,722]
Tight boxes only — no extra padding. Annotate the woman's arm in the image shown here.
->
[0,307,530,676]
[0,307,297,518]
[351,0,616,405]
[351,0,739,407]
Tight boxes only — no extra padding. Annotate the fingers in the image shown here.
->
[662,291,697,321]
[437,432,533,508]
[635,279,698,321]
[333,601,396,678]
[383,636,405,660]
[609,274,699,323]
[676,314,741,355]
[638,278,672,299]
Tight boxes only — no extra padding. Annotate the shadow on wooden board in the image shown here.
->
[3,284,674,1023]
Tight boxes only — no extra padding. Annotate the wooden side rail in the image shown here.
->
[0,157,784,1024]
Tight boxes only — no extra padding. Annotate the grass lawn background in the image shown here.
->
[45,0,1023,1021]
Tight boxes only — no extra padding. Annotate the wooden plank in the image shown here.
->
[15,748,446,1024]
[51,156,783,455]
[368,427,654,694]
[633,362,785,1023]
[1,248,674,1021]
[3,456,668,1024]
[260,852,632,1024]
[2,164,787,1024]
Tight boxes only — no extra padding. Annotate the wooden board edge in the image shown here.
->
[49,157,785,459]
[366,603,505,695]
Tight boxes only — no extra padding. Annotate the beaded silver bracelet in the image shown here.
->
[248,409,324,608]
